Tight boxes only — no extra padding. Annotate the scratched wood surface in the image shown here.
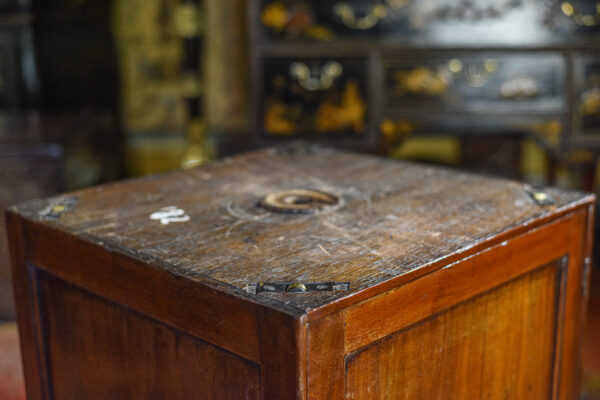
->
[10,144,593,313]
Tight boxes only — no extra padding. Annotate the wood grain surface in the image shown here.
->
[9,145,593,314]
[38,272,261,400]
[346,262,560,400]
[6,145,595,400]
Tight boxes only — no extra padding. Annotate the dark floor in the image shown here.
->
[0,271,599,399]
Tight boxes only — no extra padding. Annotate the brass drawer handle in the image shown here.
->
[561,2,600,27]
[289,61,343,91]
[334,3,388,30]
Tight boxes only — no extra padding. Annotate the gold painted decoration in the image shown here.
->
[175,2,203,38]
[315,80,366,133]
[334,3,388,30]
[393,68,449,97]
[581,87,600,116]
[261,1,333,40]
[380,119,416,144]
[390,58,503,101]
[113,0,189,133]
[264,102,299,135]
[526,120,563,149]
[289,61,343,91]
[564,150,596,164]
[261,2,289,31]
[264,60,367,137]
[181,118,211,168]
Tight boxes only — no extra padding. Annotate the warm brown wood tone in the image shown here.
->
[6,145,595,399]
[344,215,571,352]
[307,312,345,400]
[23,219,264,362]
[38,271,261,400]
[346,263,560,400]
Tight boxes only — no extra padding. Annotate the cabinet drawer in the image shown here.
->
[259,0,600,43]
[261,58,368,138]
[259,0,407,40]
[384,54,565,114]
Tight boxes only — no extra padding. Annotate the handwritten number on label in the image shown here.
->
[150,206,191,225]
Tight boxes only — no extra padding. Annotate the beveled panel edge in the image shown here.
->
[34,269,264,369]
[306,198,595,322]
[18,215,268,363]
[556,204,594,399]
[343,212,576,353]
[259,309,308,400]
[343,262,562,400]
[5,211,46,400]
[306,312,345,400]
[551,255,569,400]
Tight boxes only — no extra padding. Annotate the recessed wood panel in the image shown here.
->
[37,271,261,400]
[346,263,560,400]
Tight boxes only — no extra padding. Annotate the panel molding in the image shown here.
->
[22,219,263,363]
[344,214,573,353]
[345,262,562,400]
[36,270,261,400]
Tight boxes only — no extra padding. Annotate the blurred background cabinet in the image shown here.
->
[249,0,600,181]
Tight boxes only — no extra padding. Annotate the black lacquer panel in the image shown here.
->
[384,53,565,114]
[261,58,368,138]
[259,0,600,44]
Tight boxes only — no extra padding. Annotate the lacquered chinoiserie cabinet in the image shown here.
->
[6,145,595,399]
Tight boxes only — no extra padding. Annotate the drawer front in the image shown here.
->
[384,54,565,114]
[574,55,600,137]
[259,0,600,43]
[261,58,368,138]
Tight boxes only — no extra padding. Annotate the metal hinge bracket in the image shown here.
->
[244,281,350,294]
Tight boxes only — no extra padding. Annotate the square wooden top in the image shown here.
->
[11,144,594,314]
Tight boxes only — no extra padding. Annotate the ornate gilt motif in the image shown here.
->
[391,58,500,98]
[113,0,191,133]
[334,3,389,30]
[264,59,367,136]
[563,150,596,163]
[181,118,211,168]
[261,1,333,40]
[264,102,299,136]
[315,80,366,133]
[289,61,343,91]
[379,119,416,145]
[581,87,600,116]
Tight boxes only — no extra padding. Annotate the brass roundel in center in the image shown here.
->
[259,189,339,214]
